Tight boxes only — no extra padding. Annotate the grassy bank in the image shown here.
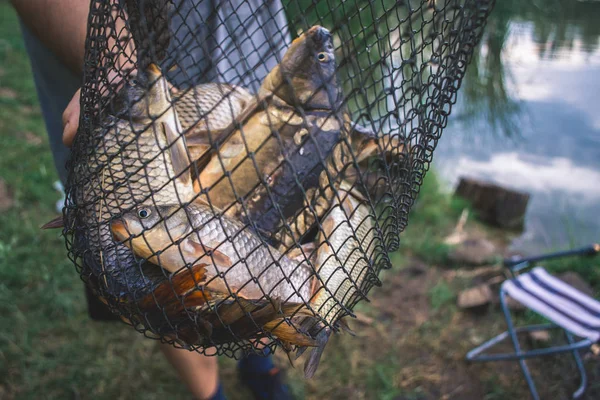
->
[1,3,599,399]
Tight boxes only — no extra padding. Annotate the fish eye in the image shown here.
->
[137,208,151,219]
[317,52,329,62]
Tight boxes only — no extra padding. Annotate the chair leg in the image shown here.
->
[500,290,540,400]
[564,330,588,399]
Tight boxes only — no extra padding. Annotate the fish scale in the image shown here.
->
[72,67,253,298]
[174,83,253,134]
[117,203,315,304]
[312,181,378,324]
[71,114,194,297]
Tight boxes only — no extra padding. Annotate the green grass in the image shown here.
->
[428,280,455,310]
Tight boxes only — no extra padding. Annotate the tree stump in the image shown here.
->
[455,177,530,230]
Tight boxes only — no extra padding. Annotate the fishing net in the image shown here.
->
[63,0,494,372]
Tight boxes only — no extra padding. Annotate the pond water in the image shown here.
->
[433,1,600,254]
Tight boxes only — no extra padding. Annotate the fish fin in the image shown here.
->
[303,327,332,379]
[341,195,355,218]
[350,121,376,142]
[184,126,212,147]
[192,152,214,178]
[185,124,233,151]
[287,242,316,261]
[309,230,334,305]
[355,138,379,163]
[279,342,297,368]
[162,121,192,186]
[139,264,209,310]
[214,296,263,325]
[321,215,336,237]
[186,144,211,164]
[41,215,64,229]
[286,351,296,368]
[295,345,309,360]
[187,240,233,268]
[337,318,356,336]
[264,319,317,347]
[173,265,210,295]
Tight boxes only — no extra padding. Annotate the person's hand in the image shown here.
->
[62,88,81,147]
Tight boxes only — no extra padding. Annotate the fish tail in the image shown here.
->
[41,215,64,229]
[337,318,356,336]
[303,326,332,379]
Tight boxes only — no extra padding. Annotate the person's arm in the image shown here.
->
[10,0,89,76]
[12,0,137,146]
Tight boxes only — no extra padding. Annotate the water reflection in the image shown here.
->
[434,0,600,252]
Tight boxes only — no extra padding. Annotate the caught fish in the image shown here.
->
[111,203,313,302]
[101,62,194,203]
[195,26,359,246]
[111,203,320,346]
[311,181,378,324]
[65,63,195,298]
[293,180,380,378]
[272,126,407,250]
[114,71,253,161]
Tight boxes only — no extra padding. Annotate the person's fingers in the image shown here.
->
[62,88,81,147]
[169,82,179,95]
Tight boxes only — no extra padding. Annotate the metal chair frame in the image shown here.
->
[466,244,600,400]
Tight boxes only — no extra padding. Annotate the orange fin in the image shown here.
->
[188,241,233,267]
[139,264,208,310]
[171,265,209,296]
[41,215,64,229]
[355,139,379,163]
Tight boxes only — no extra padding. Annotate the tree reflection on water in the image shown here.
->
[459,0,600,136]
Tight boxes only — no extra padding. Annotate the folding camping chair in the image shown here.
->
[466,244,600,400]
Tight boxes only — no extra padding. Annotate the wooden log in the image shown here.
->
[454,177,530,230]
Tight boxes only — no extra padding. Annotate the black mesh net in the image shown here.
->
[63,0,494,376]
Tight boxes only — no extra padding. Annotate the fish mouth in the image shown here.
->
[307,26,332,45]
[110,219,130,242]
